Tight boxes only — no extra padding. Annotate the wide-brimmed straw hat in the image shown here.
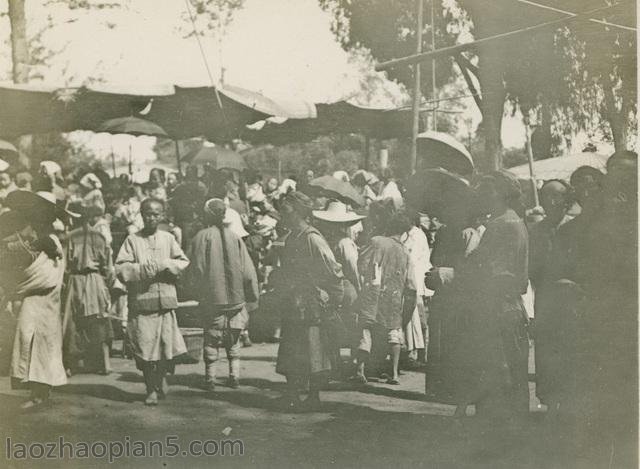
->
[313,200,367,224]
[5,190,79,222]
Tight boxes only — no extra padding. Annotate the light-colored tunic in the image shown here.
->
[403,226,432,352]
[11,251,67,387]
[335,237,360,292]
[66,227,112,319]
[379,181,403,209]
[116,231,189,364]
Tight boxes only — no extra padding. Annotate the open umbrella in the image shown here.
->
[0,139,17,154]
[0,139,18,165]
[96,116,168,137]
[417,131,474,177]
[182,144,247,171]
[307,175,365,207]
[97,116,169,176]
[405,168,472,219]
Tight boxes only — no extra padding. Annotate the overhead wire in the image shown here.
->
[513,0,636,32]
[183,0,231,136]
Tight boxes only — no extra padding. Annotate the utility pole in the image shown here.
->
[430,0,437,131]
[364,135,371,170]
[409,0,424,174]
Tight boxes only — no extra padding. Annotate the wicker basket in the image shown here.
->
[178,327,203,364]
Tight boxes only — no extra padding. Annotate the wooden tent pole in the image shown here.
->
[525,120,540,207]
[175,140,182,176]
[128,143,133,177]
[410,0,424,174]
[364,135,371,170]
[430,0,437,131]
[110,144,116,177]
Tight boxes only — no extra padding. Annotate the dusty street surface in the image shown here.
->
[0,343,632,469]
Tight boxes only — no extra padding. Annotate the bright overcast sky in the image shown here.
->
[0,0,539,173]
[0,0,407,104]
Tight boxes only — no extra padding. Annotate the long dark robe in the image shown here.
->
[532,213,588,407]
[275,225,344,379]
[451,209,530,416]
[425,225,481,400]
[571,204,637,465]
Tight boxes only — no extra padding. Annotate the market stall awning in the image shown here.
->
[0,82,171,138]
[0,82,415,144]
[508,152,610,181]
[218,84,317,120]
[241,101,418,144]
[142,86,270,142]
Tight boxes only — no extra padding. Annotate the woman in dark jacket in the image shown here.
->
[429,170,530,420]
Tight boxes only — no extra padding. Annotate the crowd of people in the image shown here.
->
[0,149,637,458]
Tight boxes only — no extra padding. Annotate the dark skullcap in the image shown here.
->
[490,169,522,201]
[283,191,314,215]
[204,197,226,216]
[570,165,604,187]
[606,150,637,172]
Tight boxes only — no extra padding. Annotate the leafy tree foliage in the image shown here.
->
[321,0,637,169]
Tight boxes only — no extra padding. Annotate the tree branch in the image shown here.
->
[454,55,483,111]
[456,53,479,77]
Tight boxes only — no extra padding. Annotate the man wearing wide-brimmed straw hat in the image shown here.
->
[313,200,365,293]
[313,200,366,377]
[272,191,345,410]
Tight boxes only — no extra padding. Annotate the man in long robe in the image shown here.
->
[273,192,345,410]
[116,198,189,406]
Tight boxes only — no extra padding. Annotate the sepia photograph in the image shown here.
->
[0,0,637,467]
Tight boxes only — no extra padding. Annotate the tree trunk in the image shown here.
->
[476,44,506,171]
[603,82,627,153]
[8,0,34,169]
[457,0,511,172]
[8,0,30,84]
[531,102,553,160]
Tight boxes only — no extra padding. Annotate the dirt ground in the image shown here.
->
[0,343,635,469]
